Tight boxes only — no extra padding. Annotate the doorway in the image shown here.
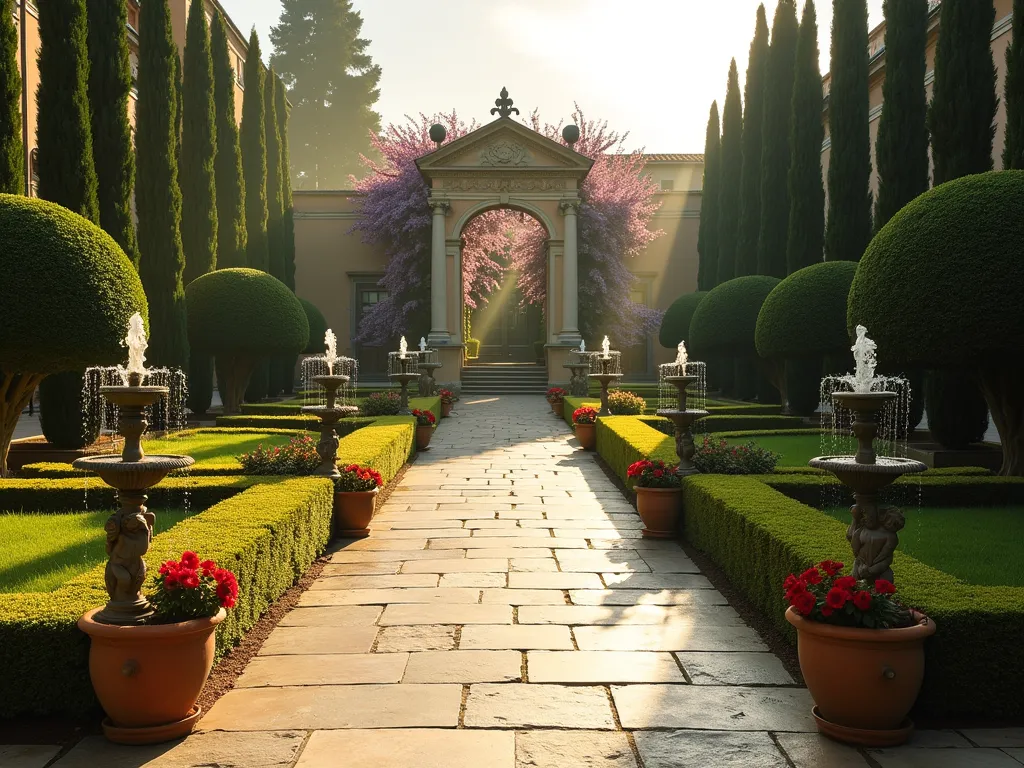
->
[471,272,542,363]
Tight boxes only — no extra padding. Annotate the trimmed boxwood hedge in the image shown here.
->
[689,275,781,357]
[658,291,708,349]
[0,476,333,716]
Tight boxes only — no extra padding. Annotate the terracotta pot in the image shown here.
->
[441,401,453,418]
[786,607,936,747]
[574,422,596,450]
[334,488,379,538]
[552,400,564,418]
[415,425,434,450]
[635,486,681,538]
[78,607,225,745]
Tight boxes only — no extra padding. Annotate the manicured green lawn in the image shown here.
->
[143,431,295,468]
[0,508,194,593]
[822,505,1024,587]
[724,434,822,467]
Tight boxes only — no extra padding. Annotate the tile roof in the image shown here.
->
[642,153,704,163]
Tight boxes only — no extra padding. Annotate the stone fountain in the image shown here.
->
[809,326,926,585]
[563,340,591,398]
[656,341,709,477]
[416,337,442,396]
[589,336,623,416]
[389,336,421,415]
[301,330,357,481]
[72,314,195,626]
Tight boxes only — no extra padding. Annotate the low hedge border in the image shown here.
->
[0,476,334,716]
[595,416,677,486]
[336,415,416,486]
[236,395,443,419]
[218,396,443,429]
[762,472,1024,507]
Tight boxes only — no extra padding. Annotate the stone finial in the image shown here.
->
[490,87,520,118]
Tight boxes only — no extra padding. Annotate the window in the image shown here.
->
[660,179,675,191]
[29,148,38,197]
[359,288,388,318]
[236,55,244,87]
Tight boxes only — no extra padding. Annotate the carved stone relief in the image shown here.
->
[480,140,529,167]
[441,176,566,192]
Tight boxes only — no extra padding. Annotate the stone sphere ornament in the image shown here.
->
[429,123,447,146]
[562,124,580,146]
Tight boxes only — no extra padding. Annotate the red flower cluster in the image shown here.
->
[572,406,599,425]
[546,387,568,403]
[151,551,238,622]
[412,408,437,427]
[439,389,458,405]
[626,459,681,489]
[782,561,909,629]
[337,463,384,492]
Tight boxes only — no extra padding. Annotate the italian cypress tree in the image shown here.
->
[35,0,101,449]
[0,0,23,194]
[717,60,743,284]
[825,0,873,262]
[87,0,139,266]
[786,0,825,274]
[276,76,299,394]
[1003,0,1024,169]
[181,0,217,285]
[241,29,268,272]
[736,5,770,277]
[925,0,997,449]
[697,102,721,291]
[756,0,799,278]
[211,12,246,269]
[264,66,287,396]
[135,0,188,371]
[874,0,929,229]
[181,0,218,414]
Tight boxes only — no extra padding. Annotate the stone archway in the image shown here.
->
[415,104,593,387]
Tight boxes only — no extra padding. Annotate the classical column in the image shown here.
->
[428,199,451,345]
[558,199,582,343]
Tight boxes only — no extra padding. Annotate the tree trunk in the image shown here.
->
[216,356,255,415]
[976,367,1024,476]
[0,372,46,477]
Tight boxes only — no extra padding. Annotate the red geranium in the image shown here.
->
[572,406,599,425]
[412,408,436,427]
[834,575,857,591]
[875,579,897,595]
[626,458,681,489]
[825,587,850,609]
[792,591,816,616]
[853,591,872,611]
[818,560,844,577]
[782,563,913,629]
[337,463,384,492]
[546,387,568,403]
[800,567,822,586]
[150,551,238,622]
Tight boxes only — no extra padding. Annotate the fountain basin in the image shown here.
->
[72,455,195,490]
[809,455,926,494]
[98,385,169,408]
[311,374,349,388]
[832,390,896,413]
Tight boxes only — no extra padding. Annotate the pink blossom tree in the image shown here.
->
[351,107,663,345]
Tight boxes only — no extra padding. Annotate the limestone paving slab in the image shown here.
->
[569,588,729,606]
[481,589,572,605]
[868,749,1022,767]
[601,572,714,590]
[380,603,513,625]
[519,604,741,626]
[528,651,686,683]
[463,683,616,729]
[508,572,605,589]
[258,625,378,655]
[237,652,408,687]
[320,562,402,575]
[960,729,1024,748]
[0,745,61,768]
[309,574,439,589]
[51,732,305,767]
[468,547,555,558]
[403,650,522,682]
[460,624,575,650]
[440,572,508,587]
[402,557,511,573]
[675,651,796,685]
[375,528,471,538]
[612,684,815,731]
[295,729,515,768]
[575,624,767,652]
[514,731,638,768]
[330,549,465,563]
[299,587,483,606]
[374,624,457,652]
[336,538,431,551]
[431,537,586,549]
[773,733,871,768]
[634,730,789,768]
[199,684,462,730]
[510,557,559,571]
[553,551,652,572]
[277,606,383,627]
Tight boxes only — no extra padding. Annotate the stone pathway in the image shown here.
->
[42,396,1024,767]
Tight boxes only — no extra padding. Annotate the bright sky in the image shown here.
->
[218,0,886,153]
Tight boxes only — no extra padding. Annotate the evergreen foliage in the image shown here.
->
[264,67,287,396]
[825,0,873,262]
[300,299,327,354]
[658,292,709,349]
[929,0,997,185]
[737,5,770,277]
[276,77,296,291]
[697,102,721,290]
[1003,0,1024,169]
[181,0,217,285]
[690,276,782,358]
[786,0,824,274]
[35,0,97,222]
[756,0,799,278]
[270,0,381,187]
[874,0,930,230]
[135,0,188,370]
[0,0,23,194]
[717,60,743,284]
[210,12,246,270]
[86,0,139,266]
[241,30,268,271]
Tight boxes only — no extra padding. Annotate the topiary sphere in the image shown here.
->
[658,291,708,349]
[0,194,148,374]
[300,298,328,354]
[848,171,1024,367]
[756,261,858,359]
[186,268,309,356]
[689,276,781,357]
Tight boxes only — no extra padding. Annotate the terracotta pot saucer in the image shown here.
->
[812,706,914,748]
[336,528,371,539]
[102,706,201,745]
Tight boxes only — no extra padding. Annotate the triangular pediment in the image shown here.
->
[416,118,594,177]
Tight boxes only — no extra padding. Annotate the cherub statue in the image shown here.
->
[104,510,153,603]
[851,324,879,393]
[851,506,904,584]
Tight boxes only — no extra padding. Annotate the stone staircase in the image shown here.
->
[460,363,549,395]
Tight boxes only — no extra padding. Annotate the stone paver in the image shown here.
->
[169,396,1007,768]
[0,746,61,768]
